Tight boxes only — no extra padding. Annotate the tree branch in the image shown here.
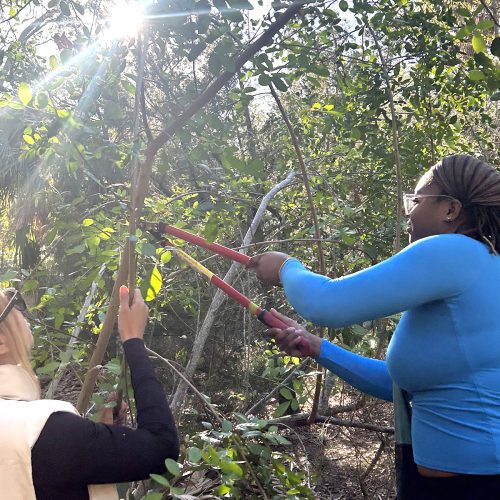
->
[269,84,327,423]
[366,21,403,253]
[170,172,296,417]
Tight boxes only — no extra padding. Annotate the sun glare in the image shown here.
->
[107,1,144,39]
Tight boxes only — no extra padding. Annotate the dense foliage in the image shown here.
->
[1,0,499,497]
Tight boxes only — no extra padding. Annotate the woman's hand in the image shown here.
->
[265,309,322,359]
[118,286,148,342]
[246,251,291,285]
[97,392,128,425]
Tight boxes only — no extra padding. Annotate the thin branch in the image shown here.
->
[366,21,403,252]
[0,0,34,24]
[268,412,394,434]
[269,84,326,424]
[479,0,500,28]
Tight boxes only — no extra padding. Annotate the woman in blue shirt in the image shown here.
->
[247,155,500,500]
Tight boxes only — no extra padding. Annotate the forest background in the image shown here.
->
[0,0,499,498]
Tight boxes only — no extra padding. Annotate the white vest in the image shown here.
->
[0,365,118,500]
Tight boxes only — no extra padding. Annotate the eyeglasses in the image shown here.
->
[0,288,28,324]
[402,193,459,216]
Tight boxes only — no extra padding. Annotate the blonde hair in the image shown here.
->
[0,291,40,398]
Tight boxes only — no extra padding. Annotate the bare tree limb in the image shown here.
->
[170,171,296,417]
[268,412,394,434]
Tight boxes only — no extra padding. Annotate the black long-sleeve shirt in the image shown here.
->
[32,338,179,499]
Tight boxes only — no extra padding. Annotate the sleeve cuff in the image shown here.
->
[279,258,304,283]
[316,338,331,362]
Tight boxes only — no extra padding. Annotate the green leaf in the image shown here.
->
[222,420,233,432]
[476,19,494,30]
[49,55,59,69]
[60,49,72,64]
[188,447,202,463]
[203,213,219,242]
[165,458,181,477]
[350,127,361,140]
[60,2,71,16]
[491,37,500,58]
[274,401,291,417]
[455,26,470,40]
[339,0,348,12]
[279,388,293,400]
[468,69,485,81]
[188,42,207,61]
[272,76,288,92]
[22,279,39,292]
[82,218,94,226]
[160,250,172,263]
[138,242,156,257]
[472,34,487,54]
[143,494,163,500]
[220,460,243,478]
[308,66,329,77]
[456,7,470,17]
[36,92,49,109]
[18,82,32,106]
[36,361,60,375]
[258,73,271,86]
[216,485,232,495]
[150,473,170,487]
[146,265,162,302]
[23,135,35,145]
[74,2,85,15]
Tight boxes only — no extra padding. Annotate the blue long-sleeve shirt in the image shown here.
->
[280,234,500,474]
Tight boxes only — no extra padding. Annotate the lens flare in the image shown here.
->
[107,1,144,39]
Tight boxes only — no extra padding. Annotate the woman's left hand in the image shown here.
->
[97,392,128,425]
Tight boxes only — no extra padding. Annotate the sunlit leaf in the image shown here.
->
[220,460,243,478]
[18,82,32,106]
[472,35,487,54]
[145,265,162,301]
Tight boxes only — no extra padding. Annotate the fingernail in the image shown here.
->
[119,285,128,295]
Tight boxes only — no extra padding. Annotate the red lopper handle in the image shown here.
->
[158,223,250,265]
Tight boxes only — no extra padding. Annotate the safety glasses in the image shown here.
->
[403,193,459,216]
[0,288,28,324]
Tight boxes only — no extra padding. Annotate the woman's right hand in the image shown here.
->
[265,309,322,359]
[118,286,148,342]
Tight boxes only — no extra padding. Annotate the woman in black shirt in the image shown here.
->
[0,285,179,499]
